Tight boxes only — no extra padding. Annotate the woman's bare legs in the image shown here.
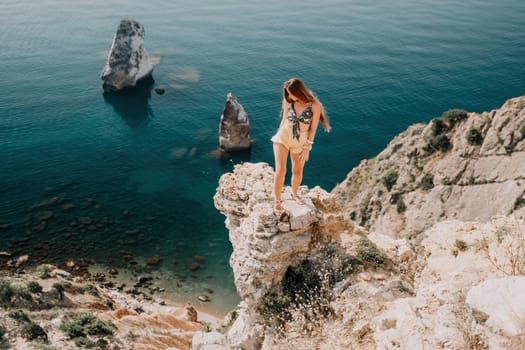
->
[290,151,306,204]
[273,142,289,212]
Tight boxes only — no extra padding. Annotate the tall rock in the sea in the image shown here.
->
[101,19,153,92]
[219,93,252,152]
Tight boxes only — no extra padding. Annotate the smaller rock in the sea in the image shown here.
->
[123,254,134,262]
[0,251,12,257]
[219,93,252,152]
[78,217,93,225]
[204,287,214,294]
[190,263,201,271]
[154,87,165,95]
[65,260,75,268]
[193,255,206,262]
[31,196,64,209]
[147,256,161,266]
[61,203,76,212]
[198,294,210,302]
[35,211,54,221]
[33,221,48,233]
[109,268,119,275]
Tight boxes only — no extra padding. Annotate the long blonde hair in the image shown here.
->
[283,77,331,132]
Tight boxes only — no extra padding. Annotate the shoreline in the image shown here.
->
[0,261,227,349]
[0,255,237,318]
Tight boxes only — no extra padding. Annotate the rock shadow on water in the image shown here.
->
[102,76,155,128]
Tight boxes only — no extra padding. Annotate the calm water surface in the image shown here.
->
[1,0,524,312]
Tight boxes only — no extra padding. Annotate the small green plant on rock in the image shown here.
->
[36,265,52,279]
[75,284,99,297]
[0,325,6,339]
[8,309,31,324]
[357,238,386,267]
[21,322,48,342]
[431,118,448,136]
[466,127,483,145]
[0,279,14,305]
[382,170,399,192]
[421,173,434,191]
[12,285,33,302]
[60,313,115,347]
[514,197,525,211]
[429,134,452,153]
[52,282,66,301]
[27,281,43,294]
[442,109,468,126]
[396,197,407,213]
[74,337,97,348]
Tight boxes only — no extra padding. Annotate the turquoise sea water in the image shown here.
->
[1,0,524,312]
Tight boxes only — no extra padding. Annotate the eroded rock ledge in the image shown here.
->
[213,162,364,307]
[199,159,525,349]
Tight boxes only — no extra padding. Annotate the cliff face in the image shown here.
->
[204,96,525,350]
[332,96,525,239]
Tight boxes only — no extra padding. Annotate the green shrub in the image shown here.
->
[75,284,99,297]
[74,337,97,348]
[429,134,452,153]
[12,285,33,302]
[357,238,386,267]
[61,313,115,340]
[431,118,448,136]
[382,170,399,192]
[0,279,14,305]
[514,197,525,210]
[396,197,407,213]
[7,309,31,324]
[258,245,353,331]
[466,127,483,145]
[36,264,52,279]
[421,174,434,191]
[52,282,66,300]
[442,109,468,126]
[27,281,43,294]
[21,322,48,342]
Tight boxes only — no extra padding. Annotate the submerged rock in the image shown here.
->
[219,93,252,152]
[101,19,153,92]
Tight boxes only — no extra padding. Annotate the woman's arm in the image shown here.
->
[307,101,321,143]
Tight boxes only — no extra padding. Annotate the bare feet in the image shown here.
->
[291,192,305,205]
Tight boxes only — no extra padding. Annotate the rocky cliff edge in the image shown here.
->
[198,96,525,350]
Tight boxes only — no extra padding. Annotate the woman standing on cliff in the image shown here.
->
[271,77,331,215]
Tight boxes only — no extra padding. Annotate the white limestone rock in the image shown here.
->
[466,277,525,337]
[214,162,318,305]
[192,331,227,350]
[332,95,525,238]
[101,19,153,91]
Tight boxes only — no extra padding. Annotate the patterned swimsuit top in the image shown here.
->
[286,102,313,140]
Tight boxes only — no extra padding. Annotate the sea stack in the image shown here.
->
[219,93,252,152]
[101,19,153,92]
